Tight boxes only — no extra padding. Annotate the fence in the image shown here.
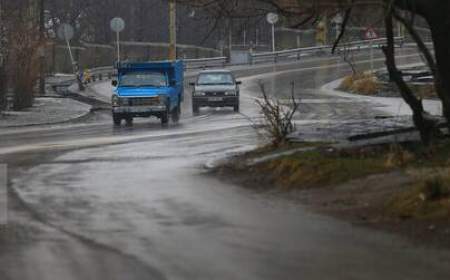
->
[249,37,406,65]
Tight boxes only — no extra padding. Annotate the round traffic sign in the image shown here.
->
[57,24,74,41]
[110,17,125,32]
[266,13,279,25]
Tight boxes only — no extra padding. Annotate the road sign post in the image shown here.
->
[57,24,75,69]
[266,13,279,53]
[364,27,379,71]
[56,23,84,91]
[110,17,125,63]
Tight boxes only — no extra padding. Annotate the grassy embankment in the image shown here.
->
[220,141,450,221]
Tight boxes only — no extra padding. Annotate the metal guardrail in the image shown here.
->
[183,57,227,70]
[249,37,406,65]
[52,36,426,91]
[81,57,229,85]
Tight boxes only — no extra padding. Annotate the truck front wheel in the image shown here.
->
[113,113,122,126]
[125,117,133,126]
[171,102,180,123]
[161,105,170,126]
[192,103,199,115]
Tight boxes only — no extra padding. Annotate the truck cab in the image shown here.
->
[111,61,184,126]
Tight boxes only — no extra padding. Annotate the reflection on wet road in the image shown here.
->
[3,49,450,279]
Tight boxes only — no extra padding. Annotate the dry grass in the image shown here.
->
[411,84,437,99]
[255,148,390,190]
[221,140,450,223]
[340,73,381,96]
[384,144,416,168]
[386,172,450,220]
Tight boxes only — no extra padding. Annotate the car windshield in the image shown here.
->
[120,72,167,87]
[197,73,234,85]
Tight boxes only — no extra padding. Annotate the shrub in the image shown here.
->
[340,73,380,95]
[385,144,415,168]
[256,81,299,147]
[423,177,450,200]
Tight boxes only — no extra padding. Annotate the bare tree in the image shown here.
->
[1,0,43,110]
[257,81,299,146]
[182,0,450,145]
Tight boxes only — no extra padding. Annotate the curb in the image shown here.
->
[320,76,442,117]
[0,98,93,129]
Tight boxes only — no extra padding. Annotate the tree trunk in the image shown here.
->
[383,9,437,145]
[428,19,450,130]
[0,66,5,110]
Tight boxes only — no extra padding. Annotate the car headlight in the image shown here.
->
[224,91,236,96]
[112,95,120,106]
[194,92,206,97]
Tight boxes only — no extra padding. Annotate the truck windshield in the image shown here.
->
[197,73,234,85]
[120,72,167,87]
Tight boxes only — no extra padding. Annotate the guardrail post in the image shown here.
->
[6,90,14,111]
[296,51,301,60]
[99,73,103,81]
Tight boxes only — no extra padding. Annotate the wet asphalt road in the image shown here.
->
[1,49,450,279]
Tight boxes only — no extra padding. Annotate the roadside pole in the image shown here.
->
[57,24,83,91]
[364,27,379,72]
[370,40,374,71]
[57,25,76,74]
[116,31,120,62]
[271,23,275,52]
[168,0,177,60]
[39,0,46,96]
[65,38,75,68]
[227,18,232,63]
[110,17,125,64]
[266,13,279,53]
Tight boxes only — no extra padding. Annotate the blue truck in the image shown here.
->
[111,61,184,126]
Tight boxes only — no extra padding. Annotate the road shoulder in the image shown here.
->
[0,97,92,128]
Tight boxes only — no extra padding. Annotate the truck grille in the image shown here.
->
[128,97,160,106]
[205,92,225,97]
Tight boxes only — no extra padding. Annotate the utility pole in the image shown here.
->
[39,0,46,96]
[168,0,177,60]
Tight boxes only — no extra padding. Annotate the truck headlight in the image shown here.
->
[112,95,120,106]
[158,95,168,105]
[224,91,236,96]
[194,92,206,96]
[120,97,129,106]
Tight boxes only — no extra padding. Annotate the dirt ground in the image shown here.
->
[214,145,450,250]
